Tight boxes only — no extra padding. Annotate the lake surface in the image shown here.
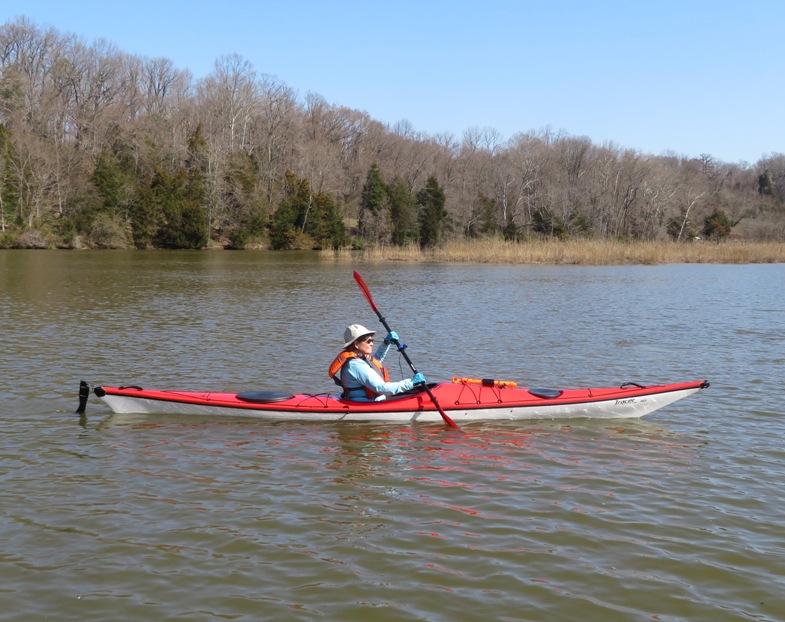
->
[1,250,784,621]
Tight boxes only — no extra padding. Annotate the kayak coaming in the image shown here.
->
[93,380,709,422]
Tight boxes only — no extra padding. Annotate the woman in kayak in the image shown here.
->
[329,324,426,401]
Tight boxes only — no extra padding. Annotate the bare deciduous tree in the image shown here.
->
[0,16,783,247]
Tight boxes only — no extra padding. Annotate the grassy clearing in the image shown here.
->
[323,239,785,265]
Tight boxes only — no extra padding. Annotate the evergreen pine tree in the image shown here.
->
[270,170,312,249]
[416,176,446,248]
[388,177,417,245]
[703,208,732,242]
[358,163,390,243]
[0,125,20,232]
[311,193,347,249]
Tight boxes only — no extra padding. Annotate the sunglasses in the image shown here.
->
[360,337,374,344]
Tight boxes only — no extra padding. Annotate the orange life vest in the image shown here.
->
[328,351,390,399]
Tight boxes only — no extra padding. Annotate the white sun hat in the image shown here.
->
[343,324,377,348]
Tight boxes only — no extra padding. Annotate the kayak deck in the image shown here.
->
[89,380,710,422]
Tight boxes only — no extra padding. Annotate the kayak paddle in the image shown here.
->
[353,271,460,430]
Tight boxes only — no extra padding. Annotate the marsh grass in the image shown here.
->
[323,239,785,265]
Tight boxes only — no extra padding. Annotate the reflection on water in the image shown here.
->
[1,251,784,620]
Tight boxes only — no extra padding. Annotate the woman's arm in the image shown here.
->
[373,342,392,362]
[347,359,413,398]
[373,331,399,363]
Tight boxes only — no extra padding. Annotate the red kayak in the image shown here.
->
[82,378,709,423]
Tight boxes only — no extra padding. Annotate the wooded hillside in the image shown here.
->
[1,17,783,249]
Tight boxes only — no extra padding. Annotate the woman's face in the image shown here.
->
[354,334,374,356]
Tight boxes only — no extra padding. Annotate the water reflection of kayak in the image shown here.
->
[79,379,709,423]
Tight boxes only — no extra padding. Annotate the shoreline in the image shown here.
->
[3,239,784,265]
[325,239,785,265]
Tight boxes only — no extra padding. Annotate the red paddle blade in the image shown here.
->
[433,400,460,429]
[353,271,379,314]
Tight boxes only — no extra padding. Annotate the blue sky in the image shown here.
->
[5,0,783,164]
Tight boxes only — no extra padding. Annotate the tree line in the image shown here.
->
[1,17,784,250]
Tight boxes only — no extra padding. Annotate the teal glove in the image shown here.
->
[384,331,399,345]
[412,372,426,385]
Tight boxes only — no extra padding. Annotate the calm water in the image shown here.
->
[1,250,784,621]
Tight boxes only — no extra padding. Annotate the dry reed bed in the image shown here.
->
[324,240,785,265]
